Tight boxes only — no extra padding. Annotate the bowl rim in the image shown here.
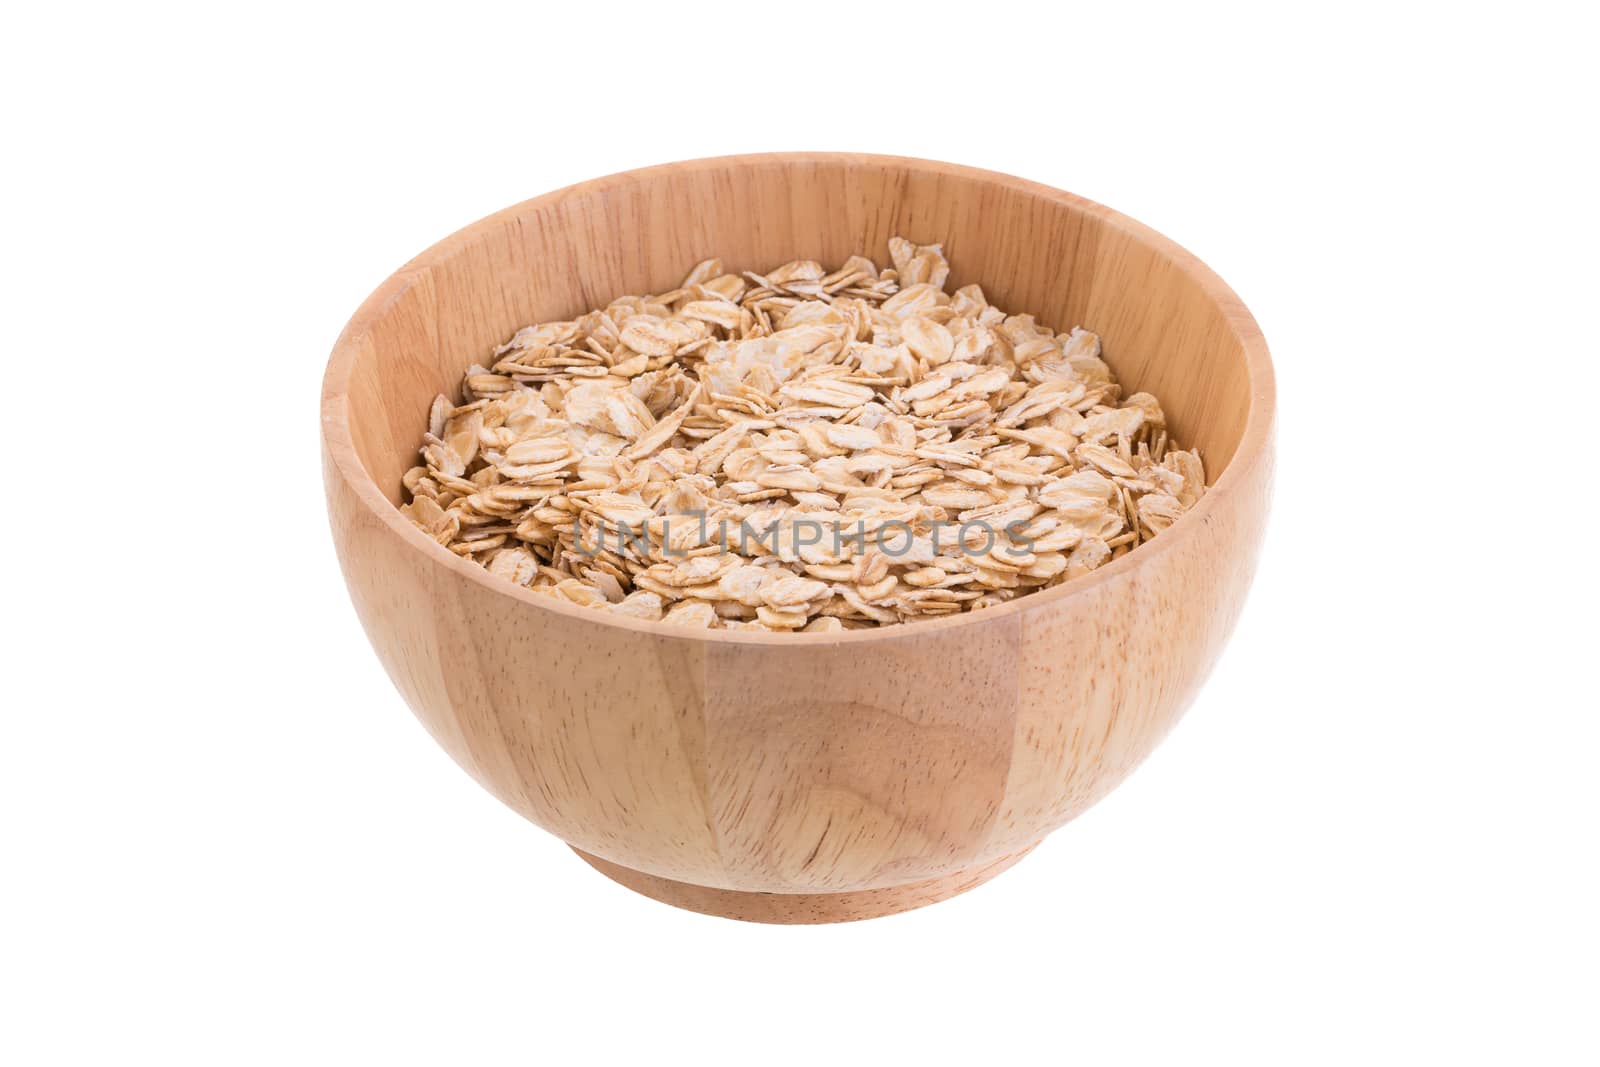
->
[321,151,1275,646]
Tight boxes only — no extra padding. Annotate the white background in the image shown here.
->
[4,3,1596,1064]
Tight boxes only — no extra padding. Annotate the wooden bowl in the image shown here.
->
[321,153,1275,923]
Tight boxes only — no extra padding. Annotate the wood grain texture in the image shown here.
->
[321,153,1275,922]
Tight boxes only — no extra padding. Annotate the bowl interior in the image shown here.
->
[333,154,1260,511]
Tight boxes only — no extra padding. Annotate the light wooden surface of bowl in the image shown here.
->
[321,153,1274,922]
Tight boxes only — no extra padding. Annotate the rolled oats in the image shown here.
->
[399,239,1206,631]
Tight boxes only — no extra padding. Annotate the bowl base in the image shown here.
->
[571,845,1036,924]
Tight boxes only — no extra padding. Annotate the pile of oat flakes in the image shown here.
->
[400,238,1205,632]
